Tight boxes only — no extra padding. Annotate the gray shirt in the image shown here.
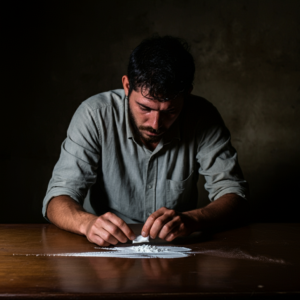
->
[42,89,248,223]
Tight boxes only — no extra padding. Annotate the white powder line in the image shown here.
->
[12,246,286,263]
[96,245,191,253]
[192,249,287,264]
[13,245,192,259]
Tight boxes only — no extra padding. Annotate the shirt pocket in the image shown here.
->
[166,170,194,210]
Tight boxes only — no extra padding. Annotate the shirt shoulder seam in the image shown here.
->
[80,102,103,144]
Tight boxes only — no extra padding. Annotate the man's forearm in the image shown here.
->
[183,193,249,231]
[46,195,97,236]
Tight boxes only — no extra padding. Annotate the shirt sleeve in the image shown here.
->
[42,102,101,220]
[196,105,249,202]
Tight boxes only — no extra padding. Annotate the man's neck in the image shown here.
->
[141,139,160,151]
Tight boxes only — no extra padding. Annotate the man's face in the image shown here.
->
[128,88,184,145]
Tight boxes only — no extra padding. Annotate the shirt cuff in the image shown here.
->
[42,188,83,222]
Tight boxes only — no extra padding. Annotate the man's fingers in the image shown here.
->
[158,215,182,240]
[165,222,186,241]
[142,207,168,237]
[85,212,134,245]
[149,210,177,239]
[105,212,136,241]
[100,217,129,243]
[97,227,120,245]
[87,232,111,247]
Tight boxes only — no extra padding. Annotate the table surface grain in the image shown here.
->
[0,223,299,299]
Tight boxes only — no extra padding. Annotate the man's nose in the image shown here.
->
[150,111,161,131]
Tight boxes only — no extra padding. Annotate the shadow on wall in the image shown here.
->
[247,163,300,222]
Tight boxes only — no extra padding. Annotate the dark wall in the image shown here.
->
[4,0,300,223]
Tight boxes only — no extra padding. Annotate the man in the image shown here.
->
[43,36,248,246]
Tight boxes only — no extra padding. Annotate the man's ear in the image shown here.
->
[122,75,130,95]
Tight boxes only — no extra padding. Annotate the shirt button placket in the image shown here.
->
[145,156,155,221]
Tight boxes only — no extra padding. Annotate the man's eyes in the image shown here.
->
[140,106,151,112]
[139,106,176,114]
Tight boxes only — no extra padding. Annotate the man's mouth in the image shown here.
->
[144,130,164,136]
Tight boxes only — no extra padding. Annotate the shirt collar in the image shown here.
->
[125,94,135,140]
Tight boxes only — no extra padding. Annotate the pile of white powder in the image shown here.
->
[132,245,166,253]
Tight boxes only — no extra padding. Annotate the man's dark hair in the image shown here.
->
[127,35,195,102]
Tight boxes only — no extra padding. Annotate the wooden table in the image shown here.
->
[0,223,299,299]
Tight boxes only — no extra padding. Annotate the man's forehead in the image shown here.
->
[132,89,183,109]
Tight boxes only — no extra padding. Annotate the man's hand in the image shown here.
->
[84,212,136,246]
[140,194,249,241]
[47,196,136,247]
[141,207,199,242]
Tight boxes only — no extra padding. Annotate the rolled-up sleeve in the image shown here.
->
[196,107,249,202]
[42,102,101,219]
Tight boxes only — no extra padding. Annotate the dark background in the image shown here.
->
[3,0,300,223]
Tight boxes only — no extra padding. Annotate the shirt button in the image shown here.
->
[147,185,152,189]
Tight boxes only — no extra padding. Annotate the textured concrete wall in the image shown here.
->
[4,0,300,222]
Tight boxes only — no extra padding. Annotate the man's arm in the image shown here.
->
[142,193,249,241]
[47,196,136,246]
[185,193,249,231]
[43,101,135,246]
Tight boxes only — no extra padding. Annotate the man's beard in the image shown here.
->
[128,102,166,144]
